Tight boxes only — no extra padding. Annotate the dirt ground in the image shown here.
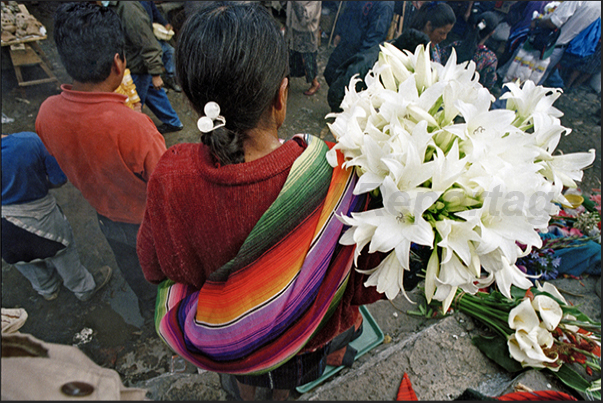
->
[1,1,601,396]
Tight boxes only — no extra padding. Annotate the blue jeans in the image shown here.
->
[2,206,96,300]
[131,73,182,128]
[97,214,157,316]
[160,40,175,78]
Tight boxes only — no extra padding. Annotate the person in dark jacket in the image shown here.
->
[139,1,181,92]
[327,28,430,112]
[101,1,183,134]
[323,1,395,86]
[439,11,500,90]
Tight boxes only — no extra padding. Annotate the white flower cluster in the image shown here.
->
[326,43,596,311]
[507,282,565,370]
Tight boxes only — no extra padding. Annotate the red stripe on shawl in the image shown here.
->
[496,391,578,401]
[233,246,354,372]
[194,158,353,324]
[168,239,355,374]
[194,203,323,323]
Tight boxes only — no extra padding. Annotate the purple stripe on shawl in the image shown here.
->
[180,175,359,361]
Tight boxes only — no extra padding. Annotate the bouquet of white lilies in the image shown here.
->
[445,283,601,399]
[326,43,596,311]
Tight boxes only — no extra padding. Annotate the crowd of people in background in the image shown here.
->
[1,1,601,401]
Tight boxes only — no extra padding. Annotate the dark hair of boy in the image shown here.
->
[391,28,431,54]
[53,2,125,84]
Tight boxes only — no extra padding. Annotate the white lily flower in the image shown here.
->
[414,43,433,91]
[531,112,568,153]
[328,43,594,304]
[357,250,415,302]
[436,219,481,267]
[501,80,563,127]
[532,295,563,331]
[508,328,558,369]
[431,140,468,192]
[456,185,543,263]
[380,42,412,69]
[339,210,379,266]
[535,281,567,305]
[382,142,435,192]
[541,149,596,188]
[479,249,534,299]
[370,177,438,269]
[435,253,481,299]
[509,298,540,332]
[433,282,457,313]
[375,55,398,92]
[351,135,393,195]
[424,248,439,303]
[379,43,412,84]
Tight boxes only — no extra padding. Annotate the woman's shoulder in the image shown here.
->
[153,143,204,175]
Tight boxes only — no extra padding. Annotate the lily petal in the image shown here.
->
[508,298,540,332]
[531,295,562,331]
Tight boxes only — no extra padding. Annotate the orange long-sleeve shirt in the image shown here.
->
[36,84,167,224]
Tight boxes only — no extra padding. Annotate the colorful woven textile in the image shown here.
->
[154,134,365,375]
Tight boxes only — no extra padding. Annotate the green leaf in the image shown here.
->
[552,365,602,400]
[472,334,523,373]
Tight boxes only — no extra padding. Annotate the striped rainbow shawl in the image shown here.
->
[154,134,365,375]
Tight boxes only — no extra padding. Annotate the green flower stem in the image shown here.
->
[454,295,513,337]
[586,360,601,372]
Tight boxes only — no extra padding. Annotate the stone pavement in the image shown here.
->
[131,276,600,401]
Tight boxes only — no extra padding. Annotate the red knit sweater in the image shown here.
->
[137,137,385,352]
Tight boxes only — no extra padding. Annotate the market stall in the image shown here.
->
[1,1,58,97]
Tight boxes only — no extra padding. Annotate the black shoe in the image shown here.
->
[164,76,182,92]
[157,123,184,134]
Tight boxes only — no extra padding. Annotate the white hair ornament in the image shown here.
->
[197,102,226,133]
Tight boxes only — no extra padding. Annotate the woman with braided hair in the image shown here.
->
[136,2,389,400]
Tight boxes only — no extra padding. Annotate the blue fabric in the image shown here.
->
[131,73,182,128]
[139,1,175,78]
[540,228,601,276]
[139,1,168,27]
[565,18,601,58]
[324,1,394,85]
[543,68,564,88]
[2,132,66,205]
[160,40,175,77]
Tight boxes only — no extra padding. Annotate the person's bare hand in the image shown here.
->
[133,102,142,113]
[165,24,173,31]
[152,75,163,90]
[333,35,341,47]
